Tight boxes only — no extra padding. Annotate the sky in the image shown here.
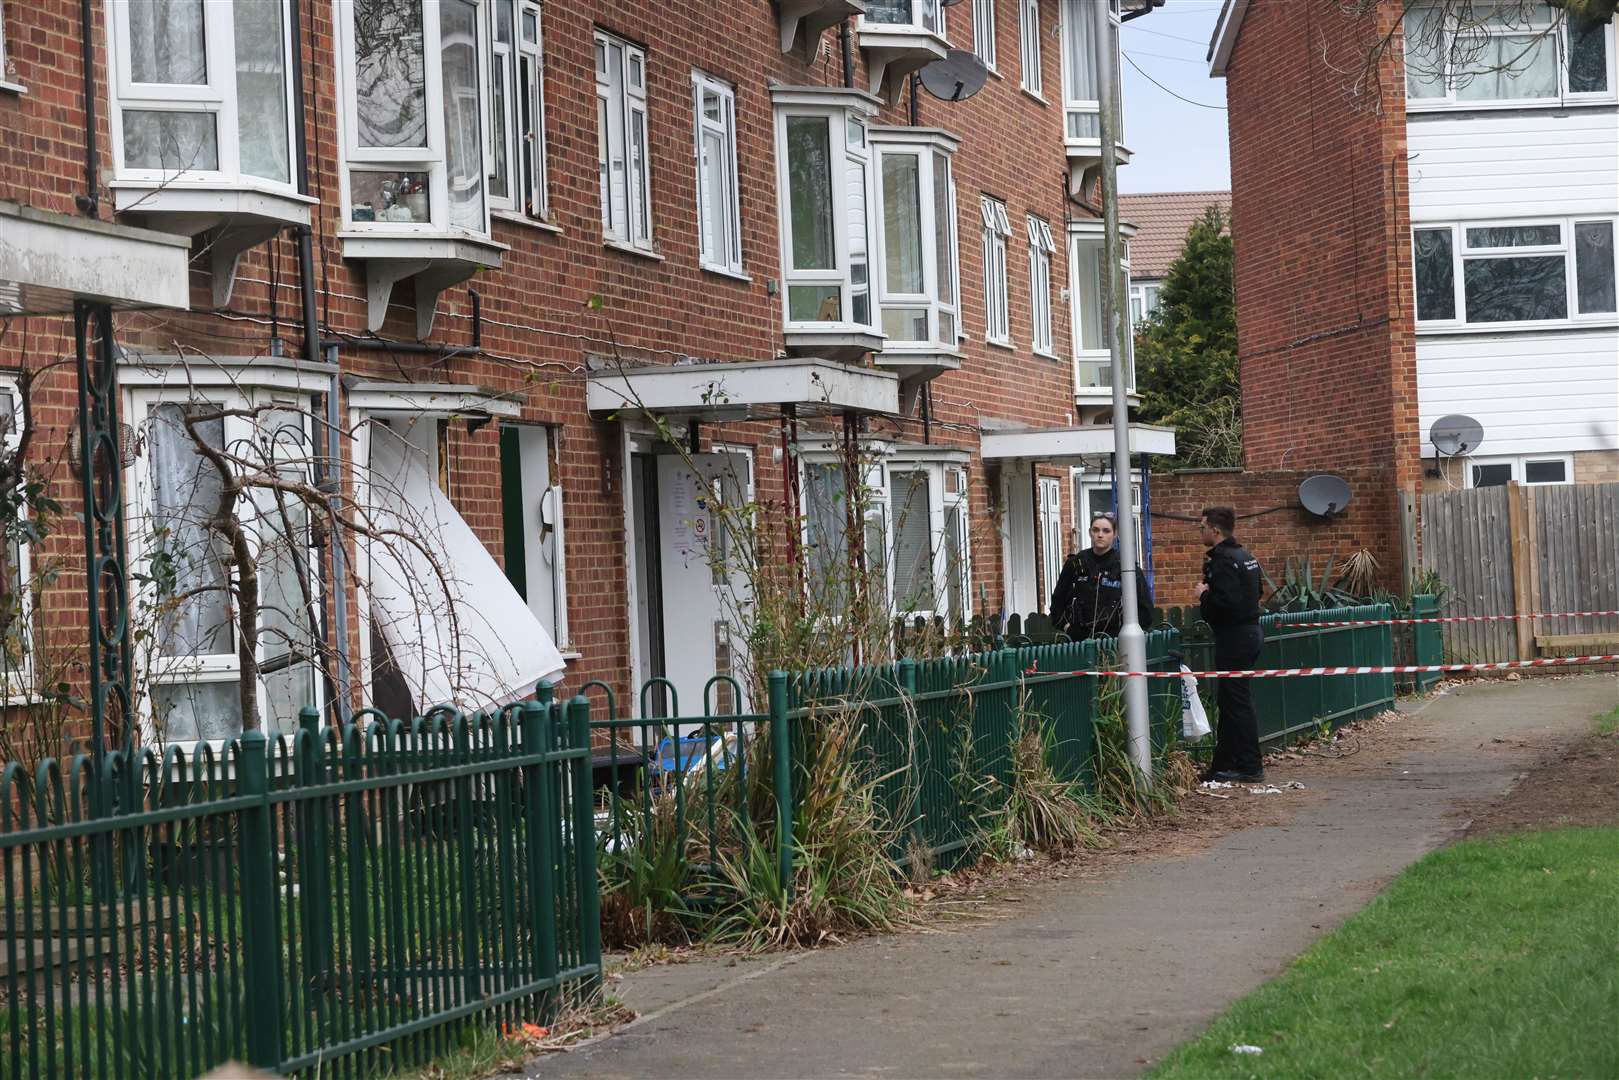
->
[1118,1,1232,194]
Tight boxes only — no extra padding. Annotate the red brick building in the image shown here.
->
[1,0,1178,745]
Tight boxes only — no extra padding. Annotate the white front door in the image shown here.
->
[1002,467,1038,616]
[656,451,753,716]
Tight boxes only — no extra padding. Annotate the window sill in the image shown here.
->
[1020,87,1047,107]
[1416,319,1618,337]
[0,80,26,96]
[1407,98,1618,115]
[701,263,752,284]
[986,337,1017,351]
[493,210,563,236]
[605,238,665,262]
[1034,348,1061,361]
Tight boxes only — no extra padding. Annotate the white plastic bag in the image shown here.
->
[1180,664,1212,739]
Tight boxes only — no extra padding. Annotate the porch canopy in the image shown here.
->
[0,200,191,316]
[586,357,899,422]
[978,421,1177,465]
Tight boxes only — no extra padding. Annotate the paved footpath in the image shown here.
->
[523,674,1618,1080]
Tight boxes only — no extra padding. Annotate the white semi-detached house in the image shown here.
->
[1403,4,1619,488]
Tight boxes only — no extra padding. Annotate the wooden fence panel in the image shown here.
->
[1531,483,1619,648]
[1421,486,1516,663]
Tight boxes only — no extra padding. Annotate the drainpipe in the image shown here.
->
[840,19,854,88]
[76,0,99,216]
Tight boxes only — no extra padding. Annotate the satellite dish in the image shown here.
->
[1430,414,1485,456]
[1299,474,1352,517]
[919,49,989,102]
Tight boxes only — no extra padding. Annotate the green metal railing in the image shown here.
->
[0,697,601,1078]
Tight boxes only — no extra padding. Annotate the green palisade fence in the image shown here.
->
[0,698,601,1079]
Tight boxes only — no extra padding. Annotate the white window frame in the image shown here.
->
[981,196,1013,346]
[885,458,971,622]
[1038,475,1063,600]
[0,3,24,94]
[106,0,298,189]
[798,453,894,617]
[1129,280,1161,329]
[1028,213,1057,356]
[870,127,962,353]
[1074,473,1144,567]
[488,0,549,222]
[596,29,654,251]
[692,70,744,277]
[1019,0,1042,97]
[1060,0,1123,150]
[1404,6,1618,111]
[0,376,31,701]
[1413,216,1619,329]
[1069,223,1134,392]
[1463,454,1574,488]
[973,0,998,71]
[863,0,947,37]
[773,90,881,335]
[334,0,494,238]
[124,382,324,747]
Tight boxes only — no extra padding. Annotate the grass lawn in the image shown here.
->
[1593,702,1619,737]
[1151,827,1619,1079]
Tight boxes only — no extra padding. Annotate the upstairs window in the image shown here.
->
[773,90,878,332]
[1060,0,1123,144]
[872,128,961,350]
[693,71,743,276]
[109,0,296,186]
[1028,214,1057,355]
[336,0,491,235]
[1070,228,1133,391]
[489,0,548,221]
[1019,0,1043,96]
[1404,4,1616,106]
[1413,218,1618,325]
[596,31,653,250]
[981,196,1013,345]
[973,0,998,70]
[866,0,945,35]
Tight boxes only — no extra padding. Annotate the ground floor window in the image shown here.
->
[1464,454,1574,488]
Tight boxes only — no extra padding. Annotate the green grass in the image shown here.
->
[1151,828,1619,1079]
[1593,703,1619,736]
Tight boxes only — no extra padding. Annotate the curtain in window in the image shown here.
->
[354,0,428,149]
[890,471,935,612]
[149,404,233,660]
[1402,6,1447,99]
[251,409,317,733]
[441,0,486,232]
[1074,237,1105,350]
[234,0,290,183]
[1575,222,1617,314]
[848,139,872,326]
[1063,1,1099,135]
[882,153,924,295]
[867,0,911,24]
[1455,32,1557,100]
[129,0,207,85]
[933,153,956,341]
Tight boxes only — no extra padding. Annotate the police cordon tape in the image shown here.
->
[1289,609,1619,627]
[1056,654,1619,680]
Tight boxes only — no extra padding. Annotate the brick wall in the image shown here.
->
[0,0,1092,723]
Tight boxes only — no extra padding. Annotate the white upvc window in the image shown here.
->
[773,90,881,332]
[1404,4,1617,108]
[973,0,998,70]
[1074,472,1144,568]
[1,378,32,700]
[335,0,492,236]
[1129,280,1161,329]
[1060,0,1123,147]
[489,0,549,221]
[1037,475,1064,599]
[800,454,892,614]
[871,127,962,351]
[887,459,971,623]
[1464,454,1574,488]
[0,2,23,94]
[693,70,744,276]
[125,384,323,745]
[1069,226,1134,392]
[1028,213,1057,355]
[1019,0,1043,96]
[106,0,296,188]
[981,197,1013,345]
[1413,217,1619,327]
[865,0,946,35]
[596,30,653,251]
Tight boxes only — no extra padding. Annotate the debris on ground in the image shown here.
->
[1230,1044,1265,1055]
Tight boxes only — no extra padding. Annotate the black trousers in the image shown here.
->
[1212,623,1265,774]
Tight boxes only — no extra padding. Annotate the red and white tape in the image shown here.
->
[1289,609,1619,628]
[1057,653,1619,680]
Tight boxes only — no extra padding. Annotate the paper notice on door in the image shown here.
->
[669,473,694,551]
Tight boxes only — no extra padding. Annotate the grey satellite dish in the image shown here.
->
[1299,474,1352,517]
[1430,414,1485,456]
[919,49,989,102]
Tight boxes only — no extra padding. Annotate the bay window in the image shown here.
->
[1413,218,1618,326]
[871,127,961,353]
[859,1,950,104]
[1404,4,1616,106]
[1020,0,1043,96]
[489,0,549,221]
[866,0,945,34]
[981,197,1012,345]
[693,71,743,276]
[1028,214,1056,355]
[887,459,971,622]
[596,31,653,251]
[1,378,30,699]
[772,87,884,359]
[1069,226,1135,393]
[1060,0,1124,146]
[126,382,323,743]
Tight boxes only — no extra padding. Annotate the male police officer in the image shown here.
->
[1195,507,1265,782]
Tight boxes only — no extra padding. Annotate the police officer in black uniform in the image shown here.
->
[1196,506,1266,782]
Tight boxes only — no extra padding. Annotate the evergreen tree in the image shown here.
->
[1133,207,1241,469]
